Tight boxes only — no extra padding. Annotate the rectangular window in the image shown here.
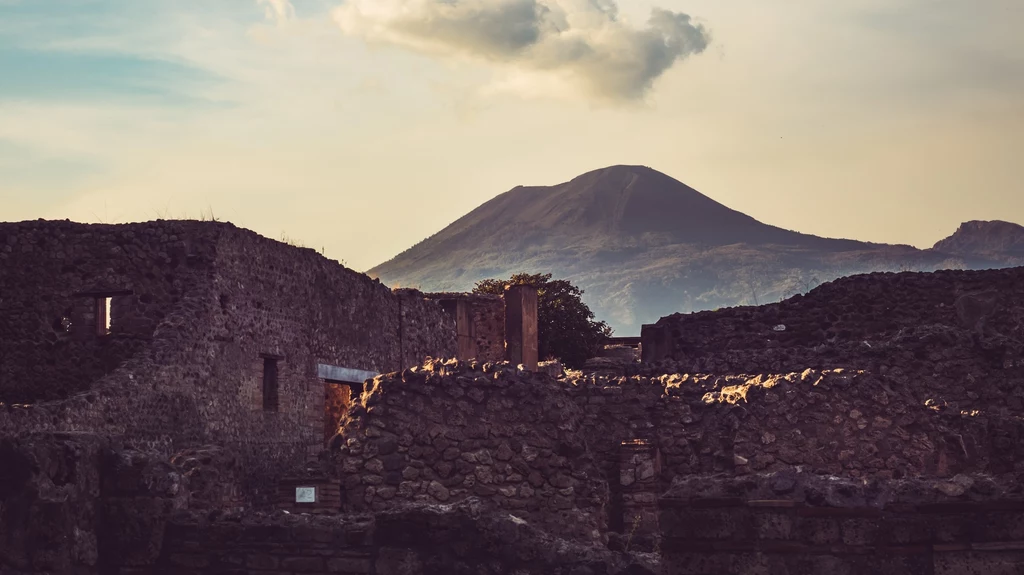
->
[95,297,111,336]
[262,357,279,411]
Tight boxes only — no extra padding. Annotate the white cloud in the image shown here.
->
[258,0,296,24]
[332,0,709,101]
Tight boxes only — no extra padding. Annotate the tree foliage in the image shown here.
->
[473,272,612,368]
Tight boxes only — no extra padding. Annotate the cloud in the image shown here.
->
[258,0,295,24]
[332,0,709,101]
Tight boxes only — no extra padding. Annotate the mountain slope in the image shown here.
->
[368,166,1016,334]
[932,220,1024,262]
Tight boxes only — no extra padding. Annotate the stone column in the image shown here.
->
[504,285,539,371]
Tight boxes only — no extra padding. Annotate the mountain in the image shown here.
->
[368,165,1020,334]
[932,220,1024,262]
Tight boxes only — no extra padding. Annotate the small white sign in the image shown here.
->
[295,487,316,503]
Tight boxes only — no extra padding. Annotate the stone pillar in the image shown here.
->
[619,440,661,551]
[437,298,476,361]
[640,324,672,363]
[455,299,476,361]
[504,285,539,371]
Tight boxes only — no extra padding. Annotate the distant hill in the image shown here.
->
[932,220,1024,263]
[368,165,1021,334]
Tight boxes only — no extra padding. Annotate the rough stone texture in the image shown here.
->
[0,432,186,575]
[152,499,656,575]
[169,445,244,511]
[330,358,1024,557]
[424,292,506,363]
[6,226,1024,573]
[660,471,1024,574]
[0,433,105,574]
[0,220,456,504]
[3,434,657,575]
[641,267,1024,416]
[335,359,609,542]
[577,368,1024,481]
[0,220,220,404]
[342,361,1018,491]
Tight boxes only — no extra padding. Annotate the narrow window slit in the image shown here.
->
[262,357,279,411]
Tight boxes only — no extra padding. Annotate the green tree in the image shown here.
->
[473,272,612,368]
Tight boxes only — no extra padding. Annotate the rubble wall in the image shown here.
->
[335,361,1023,532]
[642,267,1024,415]
[335,360,609,542]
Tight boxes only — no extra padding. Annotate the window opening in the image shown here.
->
[95,297,111,336]
[262,357,279,411]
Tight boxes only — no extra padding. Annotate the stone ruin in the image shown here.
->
[2,219,1024,574]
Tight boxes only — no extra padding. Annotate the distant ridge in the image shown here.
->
[369,166,1022,333]
[932,220,1024,259]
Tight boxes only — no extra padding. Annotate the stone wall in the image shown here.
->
[0,432,186,575]
[661,471,1024,574]
[0,220,456,504]
[151,500,654,575]
[335,359,609,542]
[331,359,1024,547]
[0,433,655,575]
[0,220,220,404]
[572,369,1024,481]
[641,267,1024,415]
[423,292,506,363]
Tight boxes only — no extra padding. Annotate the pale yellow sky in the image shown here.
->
[1,0,1021,271]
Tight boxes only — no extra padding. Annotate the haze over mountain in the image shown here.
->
[369,166,1022,334]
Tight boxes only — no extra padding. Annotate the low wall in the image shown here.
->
[661,472,1024,574]
[335,360,608,542]
[0,433,654,575]
[153,501,653,575]
[332,359,1024,549]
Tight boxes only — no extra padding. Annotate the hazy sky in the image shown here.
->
[1,0,1022,271]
